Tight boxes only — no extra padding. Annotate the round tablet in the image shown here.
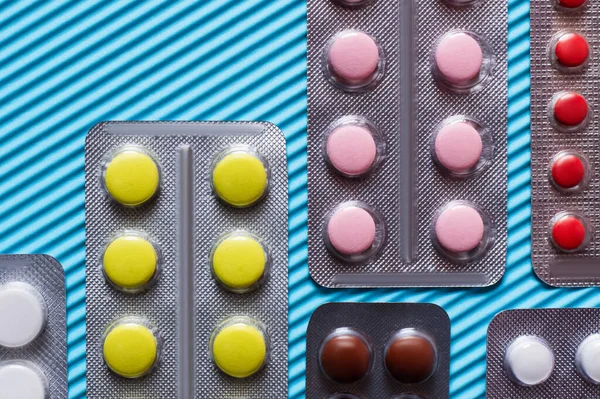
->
[505,336,554,386]
[104,149,159,206]
[320,330,372,383]
[0,362,47,399]
[0,284,46,348]
[551,153,585,189]
[327,124,377,176]
[103,235,158,291]
[551,214,586,251]
[435,32,483,85]
[553,92,588,127]
[211,233,267,292]
[558,0,586,8]
[103,321,158,378]
[211,318,267,378]
[435,122,483,173]
[576,334,600,384]
[435,204,484,253]
[385,331,437,383]
[555,32,589,67]
[328,31,380,86]
[327,206,376,255]
[212,150,268,207]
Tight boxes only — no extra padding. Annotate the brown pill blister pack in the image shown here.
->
[306,302,450,399]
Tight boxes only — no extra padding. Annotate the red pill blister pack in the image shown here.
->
[530,0,600,286]
[307,0,508,287]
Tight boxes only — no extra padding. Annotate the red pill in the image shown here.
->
[552,215,586,251]
[558,0,586,8]
[555,33,589,67]
[553,92,588,127]
[551,154,585,189]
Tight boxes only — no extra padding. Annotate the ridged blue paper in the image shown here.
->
[0,1,596,398]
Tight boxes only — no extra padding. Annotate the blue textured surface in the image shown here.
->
[0,1,597,398]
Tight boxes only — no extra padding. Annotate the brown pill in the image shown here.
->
[385,331,437,383]
[320,331,371,383]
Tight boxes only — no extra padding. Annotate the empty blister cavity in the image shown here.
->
[549,211,591,252]
[442,0,480,6]
[210,316,270,379]
[319,328,373,384]
[332,0,373,6]
[0,361,48,399]
[329,394,362,399]
[433,201,494,262]
[307,303,450,398]
[549,150,590,193]
[431,116,493,177]
[210,231,270,293]
[0,283,47,348]
[324,116,384,177]
[324,201,386,262]
[504,336,555,386]
[102,146,160,207]
[549,91,590,132]
[576,334,600,384]
[102,317,161,379]
[385,329,438,384]
[102,231,161,293]
[324,30,385,91]
[550,31,589,71]
[432,30,494,93]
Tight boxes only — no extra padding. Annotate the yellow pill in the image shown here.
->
[211,233,267,292]
[104,149,159,206]
[103,321,158,378]
[211,318,268,378]
[212,150,268,207]
[103,235,158,291]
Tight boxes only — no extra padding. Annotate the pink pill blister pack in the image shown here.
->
[307,0,508,287]
[530,0,600,287]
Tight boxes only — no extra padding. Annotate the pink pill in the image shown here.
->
[435,122,482,173]
[327,125,377,176]
[328,31,380,86]
[435,204,484,253]
[328,206,376,255]
[435,33,483,85]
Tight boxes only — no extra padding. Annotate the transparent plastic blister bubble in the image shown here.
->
[306,303,450,399]
[85,121,288,398]
[307,0,508,287]
[530,0,600,286]
[487,308,600,398]
[0,255,67,399]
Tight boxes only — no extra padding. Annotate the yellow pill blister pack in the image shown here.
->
[0,255,67,399]
[85,121,288,397]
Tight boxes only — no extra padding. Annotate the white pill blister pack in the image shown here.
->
[0,255,67,399]
[306,0,508,288]
[487,308,600,398]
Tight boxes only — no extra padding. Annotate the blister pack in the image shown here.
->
[306,302,450,399]
[84,121,288,398]
[0,254,67,399]
[487,308,600,398]
[530,0,600,286]
[307,0,508,287]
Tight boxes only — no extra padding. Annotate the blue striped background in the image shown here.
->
[0,0,596,398]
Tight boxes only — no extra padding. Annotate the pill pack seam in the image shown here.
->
[530,0,600,286]
[84,121,288,398]
[306,0,508,287]
[0,254,67,399]
[486,308,600,397]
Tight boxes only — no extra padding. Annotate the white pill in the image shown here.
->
[0,283,47,348]
[504,335,554,386]
[0,362,47,399]
[576,334,600,384]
